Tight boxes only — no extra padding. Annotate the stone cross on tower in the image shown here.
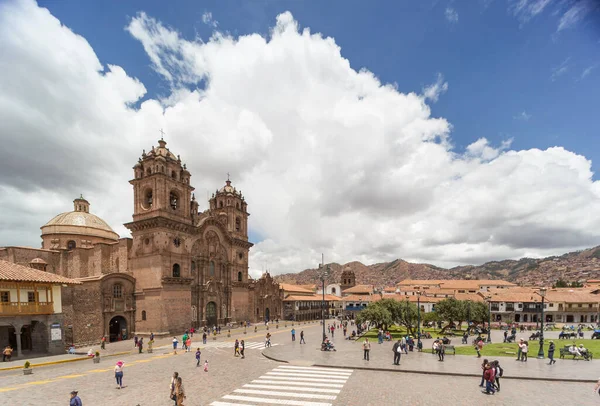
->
[159,128,166,140]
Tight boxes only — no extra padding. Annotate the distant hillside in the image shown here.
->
[273,246,600,287]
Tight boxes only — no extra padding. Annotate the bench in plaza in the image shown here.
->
[559,346,593,360]
[431,344,455,355]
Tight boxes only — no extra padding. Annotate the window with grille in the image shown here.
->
[0,291,9,302]
[27,292,36,302]
[113,284,123,298]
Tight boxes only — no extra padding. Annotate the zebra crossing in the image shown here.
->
[199,341,280,350]
[210,365,353,406]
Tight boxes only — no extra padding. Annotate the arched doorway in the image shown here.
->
[265,307,270,322]
[109,316,127,342]
[206,302,217,327]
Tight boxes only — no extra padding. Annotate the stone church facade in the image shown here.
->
[0,139,282,346]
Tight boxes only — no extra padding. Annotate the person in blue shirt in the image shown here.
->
[291,328,296,341]
[69,390,82,406]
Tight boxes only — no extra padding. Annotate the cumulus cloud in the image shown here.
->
[2,1,600,277]
[201,11,218,28]
[445,7,459,23]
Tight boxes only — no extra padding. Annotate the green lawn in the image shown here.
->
[357,326,465,342]
[454,339,600,358]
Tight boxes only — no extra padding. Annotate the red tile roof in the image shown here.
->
[0,260,80,285]
[279,284,314,294]
[342,284,374,294]
[283,294,341,302]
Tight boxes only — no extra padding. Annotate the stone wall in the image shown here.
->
[62,281,104,346]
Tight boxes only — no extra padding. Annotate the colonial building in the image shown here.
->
[0,138,282,346]
[0,260,79,357]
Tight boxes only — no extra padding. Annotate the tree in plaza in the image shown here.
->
[355,301,392,330]
[435,297,466,331]
[396,299,419,336]
[469,301,489,326]
[422,310,439,327]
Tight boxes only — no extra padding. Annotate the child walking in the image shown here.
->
[203,360,209,372]
[195,348,201,367]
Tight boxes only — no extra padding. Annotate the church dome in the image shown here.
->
[41,196,119,242]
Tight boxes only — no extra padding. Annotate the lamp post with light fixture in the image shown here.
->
[537,287,547,359]
[417,291,422,348]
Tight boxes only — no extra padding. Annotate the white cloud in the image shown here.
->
[551,57,570,81]
[557,0,595,32]
[514,111,531,121]
[422,73,449,103]
[201,11,218,28]
[580,64,597,80]
[2,1,600,276]
[445,7,459,23]
[510,0,551,24]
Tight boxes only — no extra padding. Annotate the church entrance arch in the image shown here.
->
[265,308,270,322]
[109,316,127,342]
[206,302,217,327]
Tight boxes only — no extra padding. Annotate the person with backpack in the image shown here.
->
[482,363,496,395]
[479,358,488,387]
[493,360,503,391]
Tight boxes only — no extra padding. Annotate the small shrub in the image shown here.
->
[24,361,31,369]
[95,351,100,357]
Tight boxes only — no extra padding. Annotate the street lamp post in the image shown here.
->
[317,254,330,344]
[417,291,422,348]
[467,301,471,335]
[537,287,547,359]
[486,297,492,343]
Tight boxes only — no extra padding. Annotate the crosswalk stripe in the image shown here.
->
[223,395,332,406]
[233,389,336,400]
[274,367,351,376]
[243,384,340,394]
[277,365,353,374]
[258,375,348,383]
[210,402,256,406]
[266,372,349,380]
[252,380,344,388]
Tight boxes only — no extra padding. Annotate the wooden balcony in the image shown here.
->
[0,302,54,316]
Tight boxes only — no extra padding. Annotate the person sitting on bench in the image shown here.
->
[579,344,590,360]
[569,344,582,357]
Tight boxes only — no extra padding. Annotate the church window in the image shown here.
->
[191,261,196,274]
[235,217,241,232]
[113,284,122,298]
[236,202,240,209]
[143,190,153,209]
[172,170,177,179]
[147,168,152,175]
[238,252,243,260]
[332,287,336,294]
[209,261,215,276]
[170,192,179,210]
[67,240,76,250]
[142,310,147,321]
[172,263,181,278]
[219,201,223,208]
[238,272,242,282]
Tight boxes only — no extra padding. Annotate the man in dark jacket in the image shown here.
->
[392,339,401,365]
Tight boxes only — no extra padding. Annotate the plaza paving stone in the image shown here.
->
[0,323,597,405]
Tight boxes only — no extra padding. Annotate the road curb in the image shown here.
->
[261,350,596,383]
[0,351,131,372]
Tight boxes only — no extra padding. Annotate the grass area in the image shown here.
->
[454,339,600,358]
[357,326,465,342]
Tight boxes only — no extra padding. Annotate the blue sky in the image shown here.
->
[2,0,600,273]
[40,0,600,173]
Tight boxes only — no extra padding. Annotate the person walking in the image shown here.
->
[185,336,192,353]
[175,377,185,405]
[114,361,124,389]
[300,330,305,344]
[482,363,496,395]
[100,336,106,350]
[438,342,445,362]
[170,372,179,405]
[194,348,201,367]
[234,339,240,357]
[69,390,82,406]
[3,345,13,362]
[172,337,179,354]
[363,338,371,361]
[291,328,296,342]
[150,332,154,342]
[138,337,143,354]
[202,332,207,345]
[503,330,508,343]
[521,341,528,362]
[203,360,209,372]
[493,360,502,392]
[392,339,401,365]
[548,340,556,365]
[265,333,271,348]
[240,340,245,359]
[479,358,489,387]
[134,335,138,349]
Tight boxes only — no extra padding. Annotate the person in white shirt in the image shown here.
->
[520,341,528,362]
[569,344,581,357]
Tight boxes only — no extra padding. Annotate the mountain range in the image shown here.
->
[273,246,600,288]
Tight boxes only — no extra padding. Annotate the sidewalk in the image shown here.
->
[0,320,320,371]
[262,325,599,383]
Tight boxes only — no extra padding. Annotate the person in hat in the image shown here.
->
[547,340,556,365]
[70,390,82,406]
[114,361,124,389]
